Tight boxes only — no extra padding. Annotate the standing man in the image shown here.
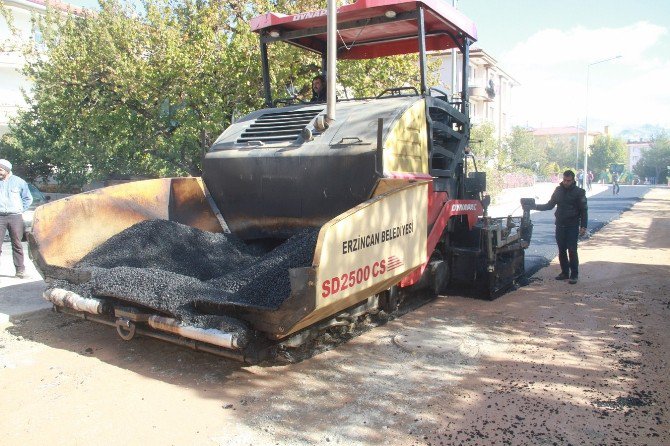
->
[611,171,620,195]
[0,159,33,278]
[533,170,587,284]
[576,170,584,188]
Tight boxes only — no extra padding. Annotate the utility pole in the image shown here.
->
[583,55,621,177]
[575,119,580,170]
[451,0,457,97]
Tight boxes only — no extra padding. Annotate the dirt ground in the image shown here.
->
[1,188,669,446]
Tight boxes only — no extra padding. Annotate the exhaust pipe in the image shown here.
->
[326,0,336,125]
[56,306,250,362]
[314,0,336,132]
[44,288,104,314]
[147,315,240,350]
[45,289,240,350]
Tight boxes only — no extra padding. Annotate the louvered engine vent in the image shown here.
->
[236,108,323,144]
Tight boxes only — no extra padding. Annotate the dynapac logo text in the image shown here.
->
[451,203,478,212]
[292,10,326,21]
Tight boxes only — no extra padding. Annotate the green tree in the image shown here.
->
[0,2,18,53]
[5,0,420,187]
[634,132,670,183]
[588,134,626,173]
[470,121,499,166]
[506,126,545,171]
[469,121,511,196]
[0,119,55,183]
[540,161,562,178]
[544,137,578,169]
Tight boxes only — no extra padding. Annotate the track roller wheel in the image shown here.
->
[378,285,400,313]
[427,259,450,296]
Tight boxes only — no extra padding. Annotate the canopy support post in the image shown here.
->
[417,6,428,96]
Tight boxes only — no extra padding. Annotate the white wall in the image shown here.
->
[432,50,517,140]
[0,0,43,135]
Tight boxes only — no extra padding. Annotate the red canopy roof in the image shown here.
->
[250,0,477,60]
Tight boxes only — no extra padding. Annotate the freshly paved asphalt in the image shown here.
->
[524,184,652,276]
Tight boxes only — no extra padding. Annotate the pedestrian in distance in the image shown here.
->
[576,170,584,188]
[587,170,594,191]
[532,170,587,284]
[0,159,33,278]
[612,172,620,195]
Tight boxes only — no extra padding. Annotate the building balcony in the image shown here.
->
[469,115,485,125]
[468,85,495,102]
[0,51,26,68]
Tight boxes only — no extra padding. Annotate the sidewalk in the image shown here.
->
[0,242,48,325]
[488,181,608,217]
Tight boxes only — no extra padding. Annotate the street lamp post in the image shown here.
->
[583,55,622,180]
[575,119,580,170]
[450,0,458,96]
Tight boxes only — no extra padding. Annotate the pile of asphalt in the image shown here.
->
[203,228,319,309]
[50,220,319,329]
[78,219,258,280]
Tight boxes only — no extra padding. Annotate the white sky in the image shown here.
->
[61,0,670,133]
[501,21,670,131]
[459,0,670,133]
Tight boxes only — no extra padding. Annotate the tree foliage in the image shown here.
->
[545,138,578,170]
[469,121,512,196]
[588,134,626,173]
[506,126,544,171]
[5,0,420,187]
[470,121,500,167]
[0,1,18,52]
[634,132,670,182]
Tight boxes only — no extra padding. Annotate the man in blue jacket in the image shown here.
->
[534,170,588,284]
[0,159,33,278]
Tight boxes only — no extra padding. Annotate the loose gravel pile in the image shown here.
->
[50,220,319,327]
[78,219,258,280]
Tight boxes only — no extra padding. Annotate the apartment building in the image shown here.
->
[432,47,518,140]
[532,126,601,152]
[0,0,82,136]
[627,140,651,171]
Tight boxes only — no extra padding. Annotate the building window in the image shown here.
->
[34,28,44,44]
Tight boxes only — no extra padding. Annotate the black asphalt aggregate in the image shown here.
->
[51,220,319,330]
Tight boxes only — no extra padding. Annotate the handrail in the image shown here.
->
[376,86,419,98]
[273,96,310,107]
[428,86,450,102]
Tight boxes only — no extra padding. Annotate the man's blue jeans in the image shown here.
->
[555,225,579,278]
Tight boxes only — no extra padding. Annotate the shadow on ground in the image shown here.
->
[7,257,669,445]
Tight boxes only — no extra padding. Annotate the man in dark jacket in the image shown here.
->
[534,170,588,284]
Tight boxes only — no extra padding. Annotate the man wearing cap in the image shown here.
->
[0,159,33,278]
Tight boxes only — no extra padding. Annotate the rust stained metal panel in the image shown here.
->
[169,178,225,234]
[31,178,223,269]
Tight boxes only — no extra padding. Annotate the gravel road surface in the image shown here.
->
[1,187,668,446]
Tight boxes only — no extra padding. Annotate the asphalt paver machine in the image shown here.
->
[29,0,533,363]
